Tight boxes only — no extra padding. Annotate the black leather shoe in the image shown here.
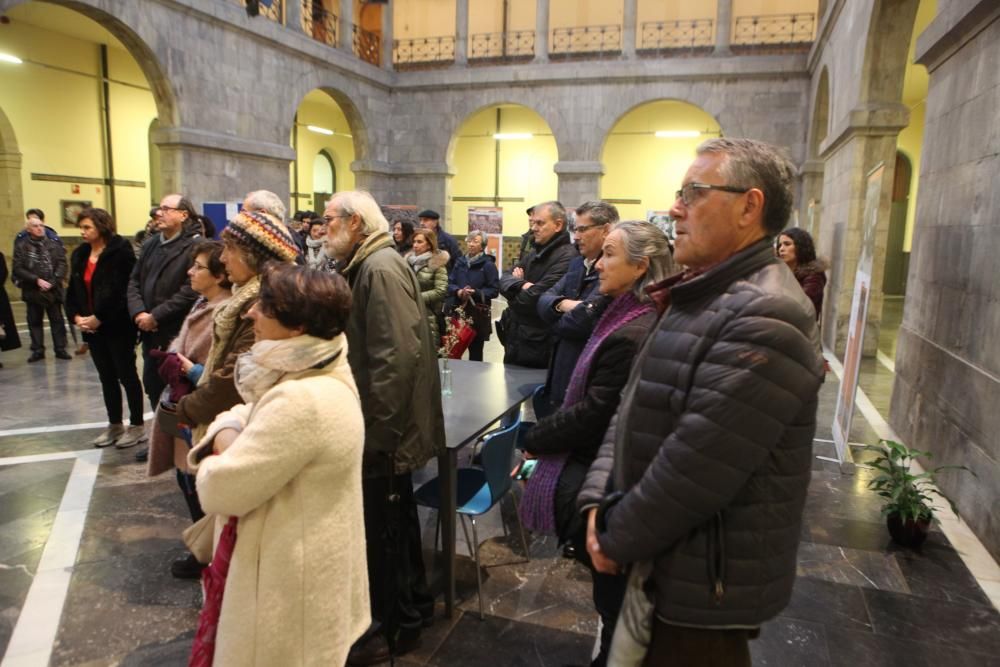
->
[27,352,44,363]
[347,630,421,665]
[171,553,206,580]
[55,350,72,360]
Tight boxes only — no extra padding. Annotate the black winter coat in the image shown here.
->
[447,253,500,341]
[66,235,138,338]
[127,229,199,348]
[12,235,67,305]
[498,232,577,368]
[435,228,461,273]
[0,253,22,351]
[579,239,824,629]
[537,255,609,405]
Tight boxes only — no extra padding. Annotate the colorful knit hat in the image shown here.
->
[224,210,300,263]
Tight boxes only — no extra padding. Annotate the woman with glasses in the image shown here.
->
[446,230,499,361]
[519,221,675,667]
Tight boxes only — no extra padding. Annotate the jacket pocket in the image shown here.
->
[706,512,726,604]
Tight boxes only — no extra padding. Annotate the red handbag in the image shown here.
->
[189,516,238,667]
[442,313,477,359]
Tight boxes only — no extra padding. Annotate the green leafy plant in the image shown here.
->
[860,439,971,522]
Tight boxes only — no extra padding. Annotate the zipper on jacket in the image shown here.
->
[708,512,726,604]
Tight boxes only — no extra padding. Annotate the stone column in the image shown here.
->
[339,0,353,53]
[534,0,549,63]
[714,0,732,55]
[285,0,304,34]
[554,161,604,208]
[455,0,468,65]
[622,0,638,57]
[0,148,24,301]
[381,0,394,69]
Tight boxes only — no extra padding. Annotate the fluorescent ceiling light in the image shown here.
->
[493,132,533,140]
[0,53,23,65]
[307,125,334,135]
[655,130,701,138]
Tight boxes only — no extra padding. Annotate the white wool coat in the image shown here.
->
[189,334,370,667]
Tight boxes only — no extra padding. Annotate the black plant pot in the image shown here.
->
[887,513,931,548]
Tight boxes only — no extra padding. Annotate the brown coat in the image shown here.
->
[176,300,255,430]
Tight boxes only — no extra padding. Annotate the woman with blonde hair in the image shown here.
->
[405,227,450,344]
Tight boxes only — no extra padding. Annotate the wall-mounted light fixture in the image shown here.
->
[307,125,335,136]
[493,132,533,140]
[0,53,23,65]
[654,130,701,139]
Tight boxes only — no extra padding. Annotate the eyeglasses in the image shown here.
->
[574,224,603,234]
[675,182,749,206]
[323,213,350,224]
[159,205,181,212]
[191,261,210,272]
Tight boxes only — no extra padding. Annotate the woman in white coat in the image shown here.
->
[187,263,369,667]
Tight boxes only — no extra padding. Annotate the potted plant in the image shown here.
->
[860,439,971,548]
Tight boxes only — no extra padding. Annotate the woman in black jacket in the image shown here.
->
[0,251,23,367]
[66,208,145,448]
[519,221,674,667]
[446,230,500,361]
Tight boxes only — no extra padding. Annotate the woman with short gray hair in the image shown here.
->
[519,220,674,666]
[446,229,499,361]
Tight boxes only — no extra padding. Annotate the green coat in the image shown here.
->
[341,232,446,477]
[407,249,450,345]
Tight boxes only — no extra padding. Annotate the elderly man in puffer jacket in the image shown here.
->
[579,138,825,666]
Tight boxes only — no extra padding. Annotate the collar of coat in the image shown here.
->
[340,231,395,279]
[530,230,572,260]
[646,238,778,312]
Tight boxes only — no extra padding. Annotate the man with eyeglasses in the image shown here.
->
[126,193,201,455]
[537,200,618,407]
[497,200,577,368]
[579,139,824,666]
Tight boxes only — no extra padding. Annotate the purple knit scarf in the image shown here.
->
[519,291,654,534]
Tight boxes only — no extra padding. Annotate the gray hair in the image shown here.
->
[535,201,567,230]
[696,138,795,235]
[466,230,487,249]
[244,190,287,222]
[333,190,389,236]
[575,200,619,227]
[612,220,676,301]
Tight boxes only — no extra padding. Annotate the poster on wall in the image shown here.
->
[60,200,92,228]
[468,207,503,235]
[646,210,675,240]
[203,202,242,239]
[832,162,885,464]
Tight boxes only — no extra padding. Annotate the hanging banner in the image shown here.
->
[832,162,885,463]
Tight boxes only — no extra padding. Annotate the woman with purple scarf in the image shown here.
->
[519,220,675,667]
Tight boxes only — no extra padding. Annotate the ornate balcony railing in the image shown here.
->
[732,13,816,51]
[550,24,622,57]
[393,35,456,68]
[468,31,535,63]
[301,1,337,47]
[232,0,285,23]
[638,19,714,55]
[354,25,381,66]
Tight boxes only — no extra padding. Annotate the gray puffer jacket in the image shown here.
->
[578,239,824,629]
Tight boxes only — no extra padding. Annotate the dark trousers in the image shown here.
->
[362,473,434,635]
[87,331,145,425]
[26,300,67,354]
[141,339,166,411]
[642,620,754,667]
[468,338,485,362]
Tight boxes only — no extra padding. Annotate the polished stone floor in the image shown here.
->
[1,308,999,666]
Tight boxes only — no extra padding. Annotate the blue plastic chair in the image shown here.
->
[414,416,530,620]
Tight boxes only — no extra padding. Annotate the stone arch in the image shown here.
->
[858,0,920,107]
[597,97,724,161]
[284,79,372,165]
[810,67,831,158]
[7,0,181,126]
[444,99,561,168]
[0,104,25,275]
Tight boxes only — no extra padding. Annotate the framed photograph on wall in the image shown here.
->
[60,200,92,228]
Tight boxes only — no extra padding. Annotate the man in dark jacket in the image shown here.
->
[579,138,825,665]
[13,216,70,361]
[417,209,459,272]
[498,201,577,368]
[325,191,445,664]
[537,200,618,405]
[127,194,200,452]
